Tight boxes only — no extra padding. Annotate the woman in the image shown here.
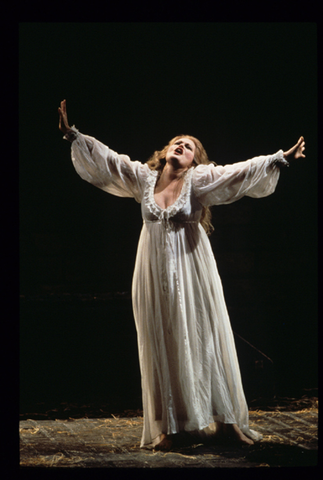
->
[58,100,305,450]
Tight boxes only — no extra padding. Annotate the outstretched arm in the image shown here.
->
[192,136,306,207]
[58,99,149,202]
[283,136,306,163]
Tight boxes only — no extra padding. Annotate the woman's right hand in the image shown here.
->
[58,99,71,134]
[283,136,306,162]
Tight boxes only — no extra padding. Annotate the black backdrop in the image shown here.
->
[19,23,317,409]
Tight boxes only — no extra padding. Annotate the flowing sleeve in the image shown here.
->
[65,127,150,203]
[192,150,289,207]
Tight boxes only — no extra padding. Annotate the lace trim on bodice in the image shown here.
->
[144,167,194,220]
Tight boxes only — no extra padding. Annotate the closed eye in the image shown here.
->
[175,141,193,150]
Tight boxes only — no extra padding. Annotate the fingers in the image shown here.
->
[300,137,305,153]
[284,137,306,160]
[295,136,304,149]
[58,100,68,119]
[61,99,66,114]
[297,137,306,158]
[58,99,70,133]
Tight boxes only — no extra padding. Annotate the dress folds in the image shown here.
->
[69,129,287,447]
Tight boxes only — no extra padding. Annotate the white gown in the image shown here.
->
[68,129,288,447]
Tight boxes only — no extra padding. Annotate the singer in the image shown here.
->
[59,99,305,451]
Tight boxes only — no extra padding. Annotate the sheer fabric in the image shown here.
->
[69,129,287,446]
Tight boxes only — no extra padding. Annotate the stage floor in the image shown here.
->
[20,405,318,468]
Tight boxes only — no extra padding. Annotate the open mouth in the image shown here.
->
[174,147,183,154]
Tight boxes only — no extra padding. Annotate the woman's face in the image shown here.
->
[165,137,196,169]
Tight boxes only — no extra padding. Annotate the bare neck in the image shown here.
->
[160,163,189,184]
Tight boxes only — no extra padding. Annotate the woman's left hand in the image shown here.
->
[58,99,71,135]
[283,136,306,161]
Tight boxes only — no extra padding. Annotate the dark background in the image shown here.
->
[19,22,317,413]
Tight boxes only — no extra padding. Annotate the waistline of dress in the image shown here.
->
[143,219,199,225]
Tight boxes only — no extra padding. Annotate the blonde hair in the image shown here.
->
[146,135,216,235]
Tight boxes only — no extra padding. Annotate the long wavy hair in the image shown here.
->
[146,135,216,235]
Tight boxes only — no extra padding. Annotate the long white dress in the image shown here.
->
[67,128,288,447]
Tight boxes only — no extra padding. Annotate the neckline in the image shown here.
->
[153,168,192,212]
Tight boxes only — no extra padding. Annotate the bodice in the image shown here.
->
[141,168,203,225]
